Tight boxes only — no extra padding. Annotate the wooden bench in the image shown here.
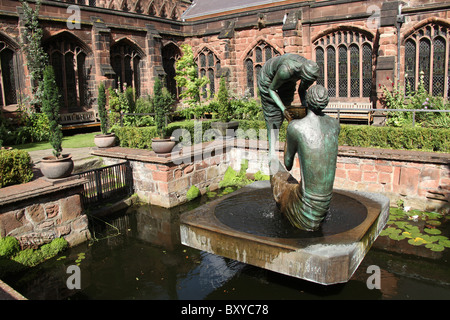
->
[60,111,100,130]
[324,102,373,124]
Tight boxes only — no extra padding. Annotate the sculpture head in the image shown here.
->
[296,60,320,82]
[306,85,329,114]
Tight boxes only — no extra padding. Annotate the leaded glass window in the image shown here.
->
[315,47,325,87]
[245,41,280,97]
[196,48,220,97]
[405,40,416,90]
[46,36,88,112]
[362,43,372,97]
[111,41,142,97]
[419,39,431,91]
[314,29,373,99]
[246,59,254,97]
[327,46,336,97]
[432,37,445,96]
[404,23,450,98]
[338,46,348,97]
[350,45,360,97]
[0,45,17,106]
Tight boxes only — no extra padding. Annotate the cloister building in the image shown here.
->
[0,0,449,124]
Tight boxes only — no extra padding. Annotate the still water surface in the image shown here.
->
[5,195,450,300]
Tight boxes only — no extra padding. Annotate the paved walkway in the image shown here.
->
[28,147,103,175]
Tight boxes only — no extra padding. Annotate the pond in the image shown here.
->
[4,191,450,300]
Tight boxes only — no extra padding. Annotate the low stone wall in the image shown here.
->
[93,140,234,208]
[229,140,449,213]
[93,139,449,213]
[0,177,91,248]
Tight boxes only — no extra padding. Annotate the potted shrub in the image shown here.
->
[94,82,116,148]
[39,66,73,179]
[211,77,238,138]
[151,77,176,154]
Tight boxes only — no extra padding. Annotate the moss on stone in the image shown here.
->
[0,236,20,258]
[0,237,69,277]
[186,185,200,201]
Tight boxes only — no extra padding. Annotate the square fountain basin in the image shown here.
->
[180,181,389,285]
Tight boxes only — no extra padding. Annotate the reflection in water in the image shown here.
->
[4,195,450,300]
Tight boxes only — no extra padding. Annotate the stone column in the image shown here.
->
[146,24,165,94]
[91,16,115,89]
[375,1,403,108]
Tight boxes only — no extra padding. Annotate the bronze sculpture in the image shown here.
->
[271,85,340,231]
[258,53,320,160]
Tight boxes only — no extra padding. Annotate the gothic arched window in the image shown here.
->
[111,40,143,97]
[46,34,89,112]
[196,47,220,98]
[0,40,18,107]
[245,41,280,97]
[314,29,373,99]
[404,23,450,97]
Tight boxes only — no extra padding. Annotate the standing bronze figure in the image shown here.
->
[257,53,320,160]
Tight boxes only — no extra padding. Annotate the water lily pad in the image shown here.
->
[424,228,441,235]
[425,243,445,252]
[426,220,441,226]
[439,239,450,248]
[389,233,406,241]
[408,237,427,246]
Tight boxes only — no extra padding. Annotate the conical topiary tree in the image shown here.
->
[97,82,108,134]
[41,65,63,158]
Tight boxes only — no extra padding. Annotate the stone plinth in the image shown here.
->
[180,181,390,285]
[92,141,234,208]
[0,176,91,248]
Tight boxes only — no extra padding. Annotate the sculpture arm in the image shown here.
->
[298,80,314,107]
[284,126,298,171]
[268,65,292,113]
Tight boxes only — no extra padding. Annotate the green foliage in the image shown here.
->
[41,65,63,158]
[97,82,108,134]
[108,86,136,127]
[174,44,209,108]
[219,160,252,188]
[19,0,48,106]
[380,207,449,252]
[0,149,34,188]
[112,120,217,149]
[0,237,69,277]
[186,185,201,201]
[153,77,174,138]
[380,74,450,128]
[338,125,450,152]
[0,111,50,146]
[254,170,270,181]
[0,237,20,258]
[217,77,232,122]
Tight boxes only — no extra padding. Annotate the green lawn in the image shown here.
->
[12,132,97,152]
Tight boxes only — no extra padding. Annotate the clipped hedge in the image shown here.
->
[338,125,450,152]
[112,120,449,153]
[113,120,217,149]
[0,149,34,188]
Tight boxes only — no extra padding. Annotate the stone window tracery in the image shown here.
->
[46,36,89,112]
[196,47,219,98]
[245,41,280,97]
[404,23,450,98]
[110,40,143,97]
[0,40,18,107]
[314,29,373,99]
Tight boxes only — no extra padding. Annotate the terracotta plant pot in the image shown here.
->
[211,121,239,138]
[40,154,74,179]
[94,132,116,148]
[151,137,176,154]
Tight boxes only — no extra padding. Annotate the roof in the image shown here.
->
[181,0,290,20]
